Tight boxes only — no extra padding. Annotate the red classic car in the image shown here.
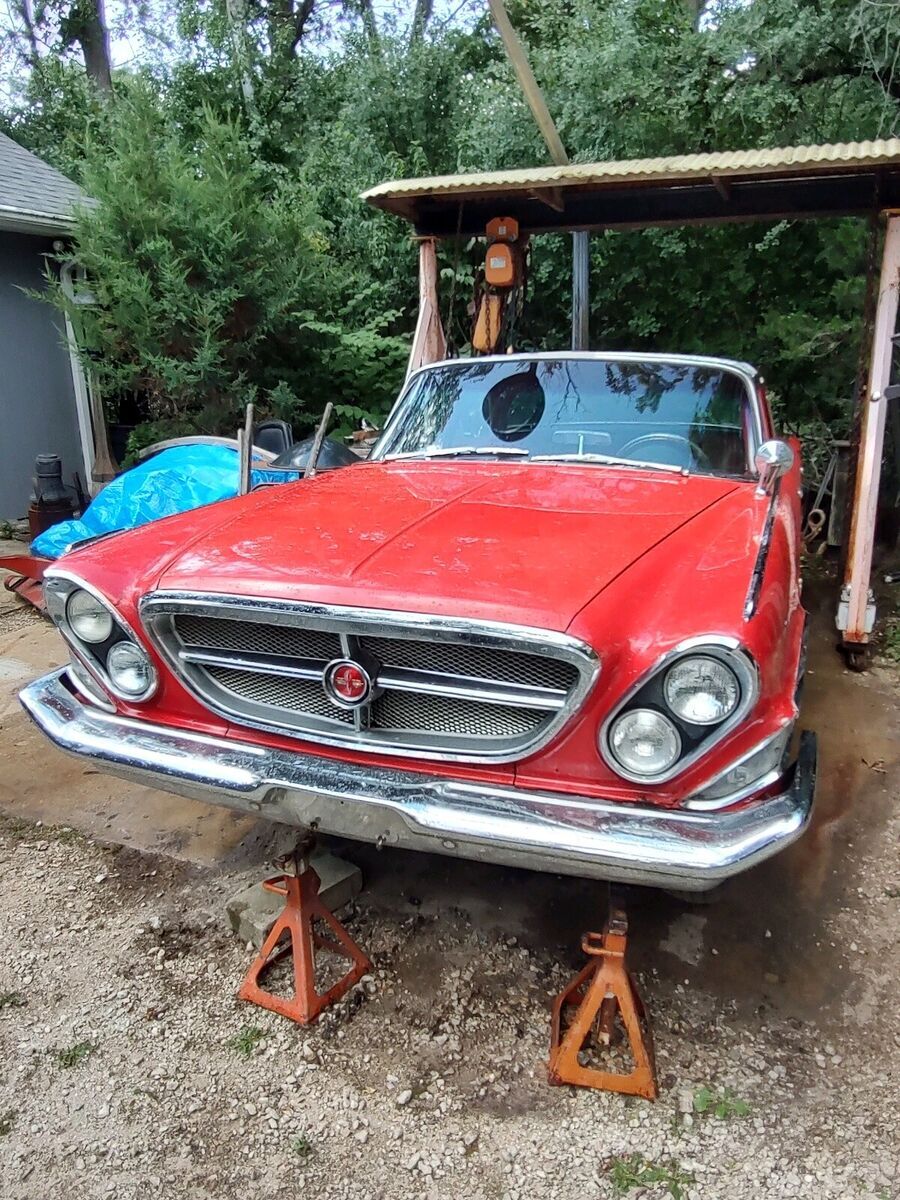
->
[21,352,816,892]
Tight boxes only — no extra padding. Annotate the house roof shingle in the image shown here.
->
[0,131,86,236]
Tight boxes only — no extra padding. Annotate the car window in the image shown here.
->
[375,359,753,475]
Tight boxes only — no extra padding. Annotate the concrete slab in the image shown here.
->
[226,852,363,948]
[0,608,262,862]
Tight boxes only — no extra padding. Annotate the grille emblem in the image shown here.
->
[323,658,373,709]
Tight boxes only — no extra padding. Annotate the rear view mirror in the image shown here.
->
[755,439,794,496]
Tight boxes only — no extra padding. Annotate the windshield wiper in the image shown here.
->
[385,446,530,460]
[529,452,687,475]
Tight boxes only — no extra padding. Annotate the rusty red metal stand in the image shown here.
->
[548,892,658,1099]
[238,844,372,1025]
[0,554,52,614]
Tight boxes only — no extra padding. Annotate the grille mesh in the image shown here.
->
[364,635,577,691]
[176,614,341,663]
[372,690,547,738]
[207,666,354,723]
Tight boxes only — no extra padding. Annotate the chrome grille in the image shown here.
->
[142,594,598,763]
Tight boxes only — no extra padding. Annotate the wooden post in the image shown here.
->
[839,213,900,654]
[407,239,447,377]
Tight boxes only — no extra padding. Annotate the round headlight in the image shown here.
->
[66,588,114,644]
[107,640,155,698]
[664,656,740,725]
[609,708,681,777]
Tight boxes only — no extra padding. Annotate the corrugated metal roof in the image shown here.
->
[363,139,900,235]
[363,139,900,203]
[0,132,86,235]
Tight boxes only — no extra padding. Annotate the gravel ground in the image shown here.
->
[0,565,898,1199]
[0,807,898,1200]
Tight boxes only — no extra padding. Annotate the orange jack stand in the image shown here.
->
[238,848,372,1025]
[548,895,658,1099]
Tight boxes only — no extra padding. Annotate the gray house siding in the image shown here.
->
[0,232,83,520]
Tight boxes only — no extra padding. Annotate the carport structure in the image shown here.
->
[364,139,900,663]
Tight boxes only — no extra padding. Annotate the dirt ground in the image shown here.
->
[0,559,898,1200]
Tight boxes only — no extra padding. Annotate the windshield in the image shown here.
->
[375,358,754,476]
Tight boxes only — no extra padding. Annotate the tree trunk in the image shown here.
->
[11,0,40,66]
[267,0,316,70]
[409,0,433,44]
[685,0,706,31]
[71,0,113,93]
[352,0,381,56]
[225,0,257,114]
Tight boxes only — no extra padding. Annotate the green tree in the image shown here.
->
[4,0,898,447]
[48,92,339,442]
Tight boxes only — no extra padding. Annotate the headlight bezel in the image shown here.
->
[599,637,758,785]
[44,571,158,704]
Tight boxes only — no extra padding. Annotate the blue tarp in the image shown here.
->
[32,444,295,559]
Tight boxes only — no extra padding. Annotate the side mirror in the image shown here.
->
[754,439,794,496]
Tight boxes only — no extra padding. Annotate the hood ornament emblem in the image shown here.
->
[323,658,375,709]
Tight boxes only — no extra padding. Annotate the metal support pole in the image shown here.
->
[572,231,590,350]
[304,401,334,481]
[238,402,253,496]
[839,213,900,653]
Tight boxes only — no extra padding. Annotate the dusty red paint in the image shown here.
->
[56,396,806,809]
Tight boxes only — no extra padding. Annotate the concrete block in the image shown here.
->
[226,852,363,950]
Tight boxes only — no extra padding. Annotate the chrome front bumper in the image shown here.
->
[20,669,817,891]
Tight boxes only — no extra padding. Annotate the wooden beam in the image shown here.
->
[710,173,731,202]
[530,186,565,212]
[405,174,900,237]
[572,231,589,350]
[488,0,589,350]
[488,0,568,168]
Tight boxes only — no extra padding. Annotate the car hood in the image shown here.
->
[156,460,742,631]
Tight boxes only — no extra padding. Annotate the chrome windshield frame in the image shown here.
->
[371,351,764,475]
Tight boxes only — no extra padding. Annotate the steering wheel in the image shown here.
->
[617,432,712,471]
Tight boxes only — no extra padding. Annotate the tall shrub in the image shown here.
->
[50,89,397,447]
